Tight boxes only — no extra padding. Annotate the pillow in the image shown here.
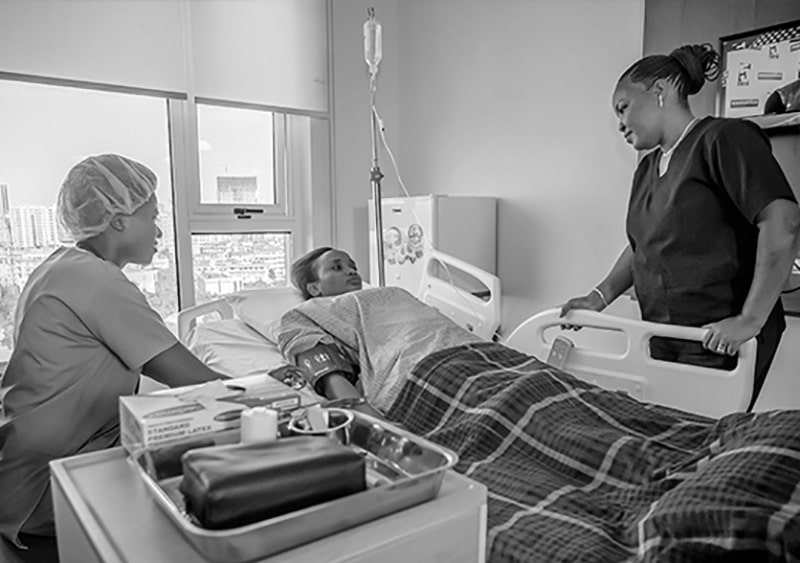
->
[186,318,288,378]
[230,287,306,343]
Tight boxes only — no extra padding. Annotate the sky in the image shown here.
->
[0,80,275,209]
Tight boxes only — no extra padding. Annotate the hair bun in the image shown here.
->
[670,43,720,95]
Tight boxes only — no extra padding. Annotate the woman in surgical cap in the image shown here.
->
[0,154,228,562]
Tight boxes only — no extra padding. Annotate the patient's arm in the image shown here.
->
[295,344,382,418]
[318,373,383,418]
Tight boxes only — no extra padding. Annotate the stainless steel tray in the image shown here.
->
[131,411,458,563]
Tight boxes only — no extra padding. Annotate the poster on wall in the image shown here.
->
[719,20,800,118]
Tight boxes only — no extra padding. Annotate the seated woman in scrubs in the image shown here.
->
[0,154,228,562]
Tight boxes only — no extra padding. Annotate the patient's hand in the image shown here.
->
[268,365,308,390]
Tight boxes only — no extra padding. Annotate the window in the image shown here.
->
[174,100,325,307]
[197,104,276,205]
[0,79,177,359]
[191,232,291,301]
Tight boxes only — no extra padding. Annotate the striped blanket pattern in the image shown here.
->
[386,342,800,562]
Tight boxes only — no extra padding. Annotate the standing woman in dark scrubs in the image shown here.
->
[561,43,800,411]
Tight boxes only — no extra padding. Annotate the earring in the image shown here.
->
[657,94,663,108]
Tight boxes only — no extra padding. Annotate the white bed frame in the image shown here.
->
[504,308,756,419]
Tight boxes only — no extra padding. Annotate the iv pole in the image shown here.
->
[365,7,385,287]
[370,97,386,288]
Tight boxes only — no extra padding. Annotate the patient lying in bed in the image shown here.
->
[279,247,800,562]
[280,247,481,414]
[278,284,481,413]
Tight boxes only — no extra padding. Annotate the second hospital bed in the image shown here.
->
[175,250,755,419]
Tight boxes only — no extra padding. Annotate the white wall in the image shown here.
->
[332,0,644,333]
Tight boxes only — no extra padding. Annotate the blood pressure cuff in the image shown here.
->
[295,344,359,394]
[179,436,366,529]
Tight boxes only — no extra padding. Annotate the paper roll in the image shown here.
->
[240,407,279,444]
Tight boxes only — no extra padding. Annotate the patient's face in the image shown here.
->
[309,250,363,297]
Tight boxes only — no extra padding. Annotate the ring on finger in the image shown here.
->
[716,343,726,353]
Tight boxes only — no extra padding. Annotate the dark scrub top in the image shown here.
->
[0,246,177,548]
[626,116,796,328]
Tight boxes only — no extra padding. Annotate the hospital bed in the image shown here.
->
[177,248,754,419]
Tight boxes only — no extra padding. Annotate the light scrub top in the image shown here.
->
[0,246,177,546]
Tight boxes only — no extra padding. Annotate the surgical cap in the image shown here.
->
[57,154,157,242]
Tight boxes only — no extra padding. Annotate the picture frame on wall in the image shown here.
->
[718,19,800,118]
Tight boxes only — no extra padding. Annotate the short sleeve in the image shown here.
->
[707,120,796,223]
[81,275,178,371]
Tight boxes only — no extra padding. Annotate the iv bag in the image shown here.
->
[364,9,382,76]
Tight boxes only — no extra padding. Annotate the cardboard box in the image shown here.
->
[120,375,302,453]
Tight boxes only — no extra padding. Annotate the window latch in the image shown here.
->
[233,207,265,219]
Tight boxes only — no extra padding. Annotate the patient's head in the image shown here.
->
[291,247,363,299]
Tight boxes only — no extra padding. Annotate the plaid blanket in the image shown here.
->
[385,342,800,563]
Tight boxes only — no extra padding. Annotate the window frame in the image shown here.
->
[191,98,286,217]
[168,97,324,309]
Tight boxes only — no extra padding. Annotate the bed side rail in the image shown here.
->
[176,298,234,343]
[418,250,502,341]
[504,308,756,418]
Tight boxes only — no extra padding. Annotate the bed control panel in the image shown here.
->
[547,336,574,370]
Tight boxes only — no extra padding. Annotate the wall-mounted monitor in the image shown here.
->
[719,19,800,118]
